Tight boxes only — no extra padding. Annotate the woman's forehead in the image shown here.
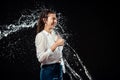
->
[48,13,56,17]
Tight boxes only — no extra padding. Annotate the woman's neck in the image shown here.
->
[44,27,52,34]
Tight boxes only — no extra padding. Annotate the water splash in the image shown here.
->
[0,8,92,80]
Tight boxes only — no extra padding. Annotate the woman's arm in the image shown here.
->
[35,33,54,63]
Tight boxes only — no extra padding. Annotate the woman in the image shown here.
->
[35,9,65,80]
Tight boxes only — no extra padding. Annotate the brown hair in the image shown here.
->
[37,9,56,33]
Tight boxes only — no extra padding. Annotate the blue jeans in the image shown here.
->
[40,63,63,80]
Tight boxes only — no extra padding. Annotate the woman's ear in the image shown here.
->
[43,18,47,24]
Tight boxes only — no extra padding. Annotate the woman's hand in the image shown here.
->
[55,35,64,46]
[50,34,64,52]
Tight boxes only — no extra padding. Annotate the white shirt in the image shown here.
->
[35,30,65,73]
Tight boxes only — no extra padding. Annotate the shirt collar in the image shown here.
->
[42,30,49,36]
[42,30,54,36]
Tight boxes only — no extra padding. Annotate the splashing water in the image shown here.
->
[0,8,92,80]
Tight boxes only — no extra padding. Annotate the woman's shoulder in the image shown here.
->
[36,31,45,38]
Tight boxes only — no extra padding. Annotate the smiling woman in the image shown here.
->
[35,9,66,80]
[0,0,115,80]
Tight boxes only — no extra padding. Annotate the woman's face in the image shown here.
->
[45,13,57,29]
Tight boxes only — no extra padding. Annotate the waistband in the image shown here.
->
[42,63,60,68]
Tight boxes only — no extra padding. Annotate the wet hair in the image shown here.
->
[37,9,56,33]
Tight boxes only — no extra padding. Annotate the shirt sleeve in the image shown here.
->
[35,33,54,63]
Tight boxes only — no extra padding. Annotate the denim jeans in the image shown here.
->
[40,63,63,80]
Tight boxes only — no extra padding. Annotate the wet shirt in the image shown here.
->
[35,30,65,73]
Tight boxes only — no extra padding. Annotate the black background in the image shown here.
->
[0,0,118,80]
